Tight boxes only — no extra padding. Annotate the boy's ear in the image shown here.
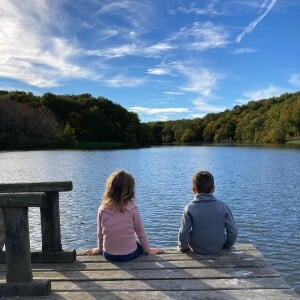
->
[210,186,215,193]
[192,186,198,194]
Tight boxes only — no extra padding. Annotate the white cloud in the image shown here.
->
[193,99,227,113]
[177,1,224,16]
[96,1,154,37]
[175,63,218,97]
[148,42,174,52]
[235,85,287,104]
[288,73,300,87]
[191,113,206,119]
[85,44,137,58]
[84,42,173,59]
[147,68,169,75]
[98,1,149,15]
[244,85,286,100]
[129,106,189,115]
[233,48,258,54]
[164,91,184,95]
[171,22,229,51]
[236,0,278,43]
[147,61,220,99]
[0,0,92,88]
[104,75,145,87]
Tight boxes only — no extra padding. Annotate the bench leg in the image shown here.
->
[0,207,51,296]
[3,207,32,282]
[40,191,62,252]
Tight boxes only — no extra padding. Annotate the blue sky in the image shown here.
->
[1,0,300,122]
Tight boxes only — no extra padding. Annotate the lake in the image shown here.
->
[0,146,299,293]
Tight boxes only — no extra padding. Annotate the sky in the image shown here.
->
[1,0,300,122]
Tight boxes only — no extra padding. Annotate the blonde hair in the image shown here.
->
[102,170,135,212]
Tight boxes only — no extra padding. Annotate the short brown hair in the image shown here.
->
[193,171,214,193]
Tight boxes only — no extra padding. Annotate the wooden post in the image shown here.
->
[0,193,51,296]
[3,206,32,282]
[41,191,62,252]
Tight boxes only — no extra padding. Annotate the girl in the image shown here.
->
[85,170,164,261]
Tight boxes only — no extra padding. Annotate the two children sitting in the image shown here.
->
[86,170,238,261]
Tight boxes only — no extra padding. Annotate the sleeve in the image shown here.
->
[133,207,150,253]
[178,206,192,251]
[223,205,238,248]
[97,208,103,251]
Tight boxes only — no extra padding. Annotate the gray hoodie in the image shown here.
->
[178,193,238,254]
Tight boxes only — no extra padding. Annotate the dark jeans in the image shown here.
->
[103,243,144,262]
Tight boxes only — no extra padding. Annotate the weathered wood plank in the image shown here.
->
[6,289,299,300]
[50,277,291,291]
[0,192,46,207]
[74,250,265,263]
[0,181,72,193]
[12,266,279,280]
[0,256,271,272]
[0,245,298,299]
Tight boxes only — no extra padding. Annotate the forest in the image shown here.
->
[0,91,151,150]
[149,92,300,145]
[0,90,299,150]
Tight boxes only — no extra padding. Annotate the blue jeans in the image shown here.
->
[103,243,144,262]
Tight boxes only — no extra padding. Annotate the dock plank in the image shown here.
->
[4,289,298,300]
[0,244,298,299]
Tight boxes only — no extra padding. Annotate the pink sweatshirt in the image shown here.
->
[97,201,150,255]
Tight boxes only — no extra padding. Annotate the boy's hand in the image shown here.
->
[147,247,165,255]
[84,247,102,255]
[177,244,189,252]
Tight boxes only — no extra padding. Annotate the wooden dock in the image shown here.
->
[0,244,299,299]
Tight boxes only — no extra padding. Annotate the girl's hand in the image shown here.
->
[147,247,165,255]
[84,247,102,255]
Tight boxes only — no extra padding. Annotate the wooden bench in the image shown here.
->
[0,192,51,296]
[0,181,76,263]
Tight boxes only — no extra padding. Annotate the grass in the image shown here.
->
[286,137,300,145]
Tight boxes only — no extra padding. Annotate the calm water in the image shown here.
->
[0,146,299,293]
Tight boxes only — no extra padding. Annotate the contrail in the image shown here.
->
[236,0,278,43]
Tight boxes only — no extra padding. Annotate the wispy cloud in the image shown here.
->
[0,0,92,88]
[171,22,229,51]
[288,73,300,87]
[96,0,154,37]
[193,99,227,113]
[177,0,225,16]
[147,60,221,99]
[235,84,287,104]
[147,68,170,75]
[129,106,189,115]
[104,74,145,87]
[84,42,173,59]
[236,0,278,42]
[164,91,184,95]
[233,47,258,54]
[97,0,150,16]
[174,62,219,97]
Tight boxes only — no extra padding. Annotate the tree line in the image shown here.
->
[0,90,299,150]
[0,91,151,150]
[148,92,300,145]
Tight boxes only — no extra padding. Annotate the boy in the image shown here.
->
[178,171,238,254]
